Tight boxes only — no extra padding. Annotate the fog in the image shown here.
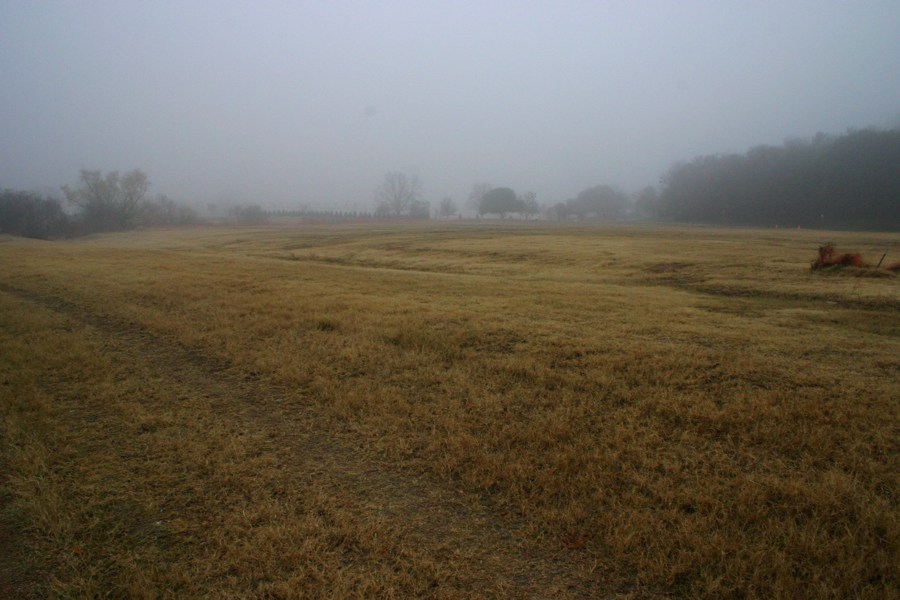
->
[2,1,898,211]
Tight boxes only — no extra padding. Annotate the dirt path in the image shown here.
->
[0,282,610,598]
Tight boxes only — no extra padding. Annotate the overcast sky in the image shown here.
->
[2,1,898,210]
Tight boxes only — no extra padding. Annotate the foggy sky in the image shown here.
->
[2,1,898,210]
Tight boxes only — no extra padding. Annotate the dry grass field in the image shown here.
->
[1,223,898,598]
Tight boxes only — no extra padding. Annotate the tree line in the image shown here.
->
[399,127,899,228]
[652,128,900,230]
[4,127,897,239]
[1,169,199,239]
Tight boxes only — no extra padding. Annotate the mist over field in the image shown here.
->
[2,1,899,212]
[2,4,900,595]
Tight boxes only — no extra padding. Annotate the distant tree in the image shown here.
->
[545,202,568,221]
[62,169,149,231]
[568,185,628,220]
[136,194,200,227]
[657,127,900,229]
[633,186,660,219]
[0,189,71,239]
[479,187,521,217]
[374,172,423,217]
[519,191,539,219]
[466,182,492,212]
[230,204,267,224]
[438,197,458,217]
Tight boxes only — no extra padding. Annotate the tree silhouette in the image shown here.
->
[374,172,423,217]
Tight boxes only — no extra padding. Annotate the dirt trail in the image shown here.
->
[0,283,608,598]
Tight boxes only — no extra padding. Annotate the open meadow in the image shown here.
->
[1,223,898,598]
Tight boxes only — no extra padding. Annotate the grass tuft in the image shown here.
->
[315,319,341,332]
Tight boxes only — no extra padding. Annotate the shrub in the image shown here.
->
[0,189,72,239]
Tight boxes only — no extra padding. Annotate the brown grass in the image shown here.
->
[1,223,898,598]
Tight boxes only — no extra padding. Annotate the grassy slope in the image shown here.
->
[1,223,897,598]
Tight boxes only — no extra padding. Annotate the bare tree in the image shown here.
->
[120,170,150,213]
[520,191,539,219]
[466,182,492,212]
[374,172,423,217]
[438,197,458,218]
[63,169,149,231]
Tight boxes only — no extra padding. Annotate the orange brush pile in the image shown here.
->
[811,244,868,270]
